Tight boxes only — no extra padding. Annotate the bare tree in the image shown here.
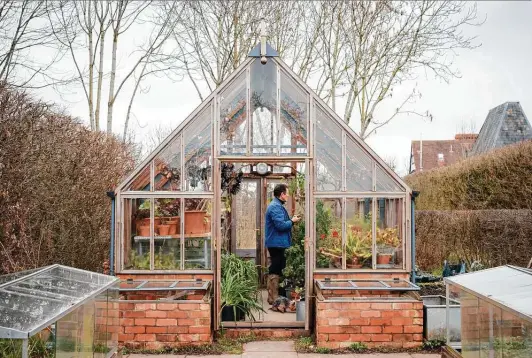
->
[48,0,183,133]
[170,0,324,99]
[339,1,480,139]
[0,0,67,89]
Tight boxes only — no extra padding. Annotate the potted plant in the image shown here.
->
[221,253,263,322]
[282,216,306,297]
[346,226,372,268]
[376,227,400,265]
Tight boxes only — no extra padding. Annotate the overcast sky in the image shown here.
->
[39,1,532,176]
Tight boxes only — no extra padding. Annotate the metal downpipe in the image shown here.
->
[411,191,419,284]
[107,191,116,276]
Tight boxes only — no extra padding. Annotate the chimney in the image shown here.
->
[455,134,478,141]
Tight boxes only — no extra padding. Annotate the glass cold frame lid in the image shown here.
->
[117,279,210,291]
[316,278,419,291]
[0,265,118,339]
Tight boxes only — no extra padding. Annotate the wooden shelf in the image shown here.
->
[134,233,211,241]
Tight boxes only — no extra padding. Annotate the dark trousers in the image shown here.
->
[268,247,286,276]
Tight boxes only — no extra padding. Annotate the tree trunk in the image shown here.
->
[107,30,118,134]
[95,28,106,132]
[88,2,95,131]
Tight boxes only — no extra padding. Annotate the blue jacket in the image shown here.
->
[265,197,293,248]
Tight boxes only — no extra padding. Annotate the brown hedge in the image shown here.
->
[415,210,532,271]
[0,85,134,274]
[405,141,532,210]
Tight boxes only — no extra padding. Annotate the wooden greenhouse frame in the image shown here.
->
[112,42,415,336]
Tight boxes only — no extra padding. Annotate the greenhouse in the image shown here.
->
[112,39,417,348]
[0,265,119,358]
[443,265,532,358]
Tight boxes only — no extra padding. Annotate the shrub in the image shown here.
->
[0,85,133,274]
[406,141,532,210]
[415,210,532,271]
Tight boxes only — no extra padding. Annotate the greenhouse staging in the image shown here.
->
[0,264,119,358]
[110,37,420,349]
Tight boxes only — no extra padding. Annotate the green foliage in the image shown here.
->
[422,339,445,350]
[0,336,53,358]
[315,347,332,354]
[221,253,263,321]
[349,342,368,352]
[283,220,306,291]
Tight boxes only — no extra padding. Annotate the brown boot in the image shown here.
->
[267,274,279,304]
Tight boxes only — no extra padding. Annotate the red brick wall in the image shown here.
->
[118,300,211,349]
[315,300,423,349]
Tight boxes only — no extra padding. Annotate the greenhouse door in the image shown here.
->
[215,160,311,330]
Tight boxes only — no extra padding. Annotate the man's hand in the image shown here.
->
[291,215,301,223]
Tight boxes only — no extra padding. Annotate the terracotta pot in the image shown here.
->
[184,211,208,234]
[166,220,179,235]
[154,218,162,226]
[347,263,363,269]
[290,291,300,300]
[377,253,392,265]
[157,224,170,236]
[138,225,150,237]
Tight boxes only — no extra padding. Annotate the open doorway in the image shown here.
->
[219,161,306,327]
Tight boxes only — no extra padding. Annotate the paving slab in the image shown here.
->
[351,354,412,358]
[243,340,295,352]
[242,352,298,358]
[410,354,441,358]
[298,354,353,357]
[186,355,241,358]
[124,355,186,358]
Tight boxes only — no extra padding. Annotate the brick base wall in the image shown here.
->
[118,300,212,349]
[315,300,423,349]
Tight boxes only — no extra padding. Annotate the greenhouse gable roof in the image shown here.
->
[0,264,118,339]
[444,265,532,323]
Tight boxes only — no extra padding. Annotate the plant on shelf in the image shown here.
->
[221,253,263,322]
[282,218,305,294]
[315,200,334,268]
[376,226,400,265]
[345,227,372,268]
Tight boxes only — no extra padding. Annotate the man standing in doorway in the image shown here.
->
[265,183,301,305]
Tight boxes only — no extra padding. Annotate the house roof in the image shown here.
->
[444,265,532,323]
[410,134,477,173]
[470,102,532,156]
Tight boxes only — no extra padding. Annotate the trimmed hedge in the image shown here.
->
[0,85,134,274]
[415,210,532,271]
[406,141,532,210]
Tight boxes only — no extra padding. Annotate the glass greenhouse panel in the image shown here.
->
[315,198,343,269]
[220,71,247,155]
[315,105,342,191]
[376,198,404,269]
[376,164,404,192]
[345,198,373,269]
[251,58,278,155]
[154,135,182,191]
[460,290,481,358]
[124,198,151,270]
[184,198,212,270]
[126,165,150,191]
[184,104,212,192]
[154,198,181,270]
[346,136,373,191]
[280,69,308,155]
[56,302,94,356]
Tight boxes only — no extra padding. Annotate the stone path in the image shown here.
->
[125,341,441,357]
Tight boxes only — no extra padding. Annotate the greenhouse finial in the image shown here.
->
[260,19,268,64]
